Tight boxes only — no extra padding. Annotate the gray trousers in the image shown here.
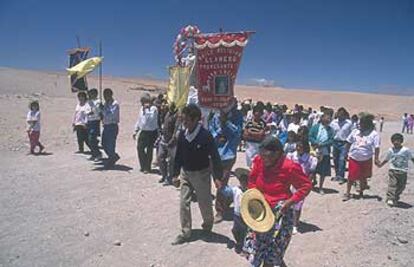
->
[180,168,214,238]
[157,141,176,180]
[387,169,407,202]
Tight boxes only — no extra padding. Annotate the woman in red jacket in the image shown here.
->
[243,136,312,267]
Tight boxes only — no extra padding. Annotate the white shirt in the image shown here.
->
[385,146,413,172]
[135,106,158,131]
[102,100,120,125]
[287,151,318,176]
[231,186,243,215]
[347,129,380,161]
[287,122,300,133]
[86,99,101,122]
[73,103,88,126]
[26,110,41,131]
[330,118,353,141]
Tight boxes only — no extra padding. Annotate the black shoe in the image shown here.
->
[338,178,347,185]
[113,154,120,164]
[171,234,189,245]
[158,177,165,183]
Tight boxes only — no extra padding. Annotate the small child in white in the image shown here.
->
[26,100,45,154]
[284,130,297,154]
[377,133,414,207]
[220,168,249,254]
[287,139,318,234]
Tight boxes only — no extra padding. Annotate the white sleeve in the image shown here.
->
[310,156,318,172]
[373,132,380,148]
[385,149,392,162]
[346,130,356,143]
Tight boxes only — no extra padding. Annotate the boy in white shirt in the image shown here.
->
[377,133,414,207]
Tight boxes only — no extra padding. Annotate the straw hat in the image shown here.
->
[240,188,275,233]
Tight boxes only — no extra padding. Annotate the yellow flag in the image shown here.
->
[167,66,191,109]
[67,57,103,78]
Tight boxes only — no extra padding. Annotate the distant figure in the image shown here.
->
[309,113,334,195]
[330,107,353,184]
[401,113,409,133]
[284,131,297,154]
[26,100,45,154]
[377,133,414,207]
[134,95,159,174]
[101,88,120,168]
[379,117,384,132]
[407,114,414,134]
[343,113,380,201]
[72,92,90,153]
[85,89,102,161]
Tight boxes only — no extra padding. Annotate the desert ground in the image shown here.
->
[0,67,413,267]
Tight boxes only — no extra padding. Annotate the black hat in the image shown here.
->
[259,135,283,152]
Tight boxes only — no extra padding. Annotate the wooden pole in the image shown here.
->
[76,35,81,48]
[99,41,103,102]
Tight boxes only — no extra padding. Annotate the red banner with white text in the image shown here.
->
[195,32,250,109]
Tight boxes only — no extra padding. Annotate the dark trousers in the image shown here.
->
[157,141,176,181]
[215,158,236,214]
[232,214,247,247]
[75,125,90,152]
[387,169,407,202]
[102,124,119,159]
[137,130,158,172]
[333,141,347,179]
[87,120,101,157]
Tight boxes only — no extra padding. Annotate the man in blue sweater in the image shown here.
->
[208,98,243,223]
[172,104,223,245]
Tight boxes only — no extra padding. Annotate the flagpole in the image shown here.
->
[99,41,103,102]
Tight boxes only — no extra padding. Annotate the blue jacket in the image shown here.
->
[309,123,334,152]
[209,109,243,161]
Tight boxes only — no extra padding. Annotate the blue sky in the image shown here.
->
[1,0,413,94]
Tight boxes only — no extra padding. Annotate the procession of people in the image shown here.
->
[23,26,414,267]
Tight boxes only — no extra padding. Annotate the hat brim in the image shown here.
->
[241,188,275,233]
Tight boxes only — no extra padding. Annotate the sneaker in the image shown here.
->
[338,178,347,185]
[158,177,165,183]
[214,213,224,224]
[386,199,394,207]
[88,156,96,161]
[171,234,189,245]
[292,226,298,235]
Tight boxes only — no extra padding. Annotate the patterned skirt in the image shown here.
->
[243,202,294,267]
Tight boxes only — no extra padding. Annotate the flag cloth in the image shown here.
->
[67,48,90,92]
[167,66,191,109]
[67,57,103,78]
[195,32,251,109]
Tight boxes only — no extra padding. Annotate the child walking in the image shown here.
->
[72,92,90,153]
[377,133,414,206]
[26,100,45,154]
[287,139,318,234]
[219,168,249,253]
